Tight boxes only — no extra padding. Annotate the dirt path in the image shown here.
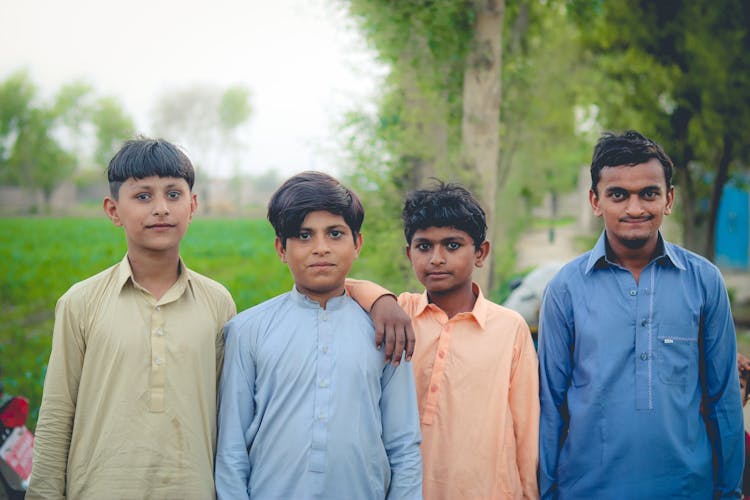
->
[515,224,582,271]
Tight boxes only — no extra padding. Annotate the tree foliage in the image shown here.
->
[573,0,750,257]
[340,0,592,292]
[0,70,135,211]
[151,84,253,176]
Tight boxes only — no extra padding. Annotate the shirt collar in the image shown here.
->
[289,285,349,310]
[585,230,684,274]
[414,282,487,329]
[116,254,192,302]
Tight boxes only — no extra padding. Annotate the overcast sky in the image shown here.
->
[0,0,386,177]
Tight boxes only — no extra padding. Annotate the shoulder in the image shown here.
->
[482,297,531,334]
[57,262,121,308]
[664,241,727,293]
[226,293,292,333]
[184,267,234,303]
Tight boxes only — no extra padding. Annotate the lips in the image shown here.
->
[308,262,335,268]
[426,271,451,278]
[145,223,175,229]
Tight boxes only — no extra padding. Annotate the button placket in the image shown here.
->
[150,304,166,412]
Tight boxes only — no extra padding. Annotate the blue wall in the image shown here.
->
[715,185,749,270]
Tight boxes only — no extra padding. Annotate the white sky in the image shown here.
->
[0,0,386,177]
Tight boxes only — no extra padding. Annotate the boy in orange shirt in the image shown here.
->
[350,182,539,499]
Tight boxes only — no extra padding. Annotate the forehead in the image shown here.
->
[300,210,348,227]
[412,226,472,241]
[121,176,190,190]
[597,159,668,190]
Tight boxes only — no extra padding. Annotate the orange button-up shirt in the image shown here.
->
[346,279,539,499]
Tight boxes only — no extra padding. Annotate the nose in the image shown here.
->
[429,246,446,265]
[624,194,644,216]
[311,234,330,255]
[152,195,170,216]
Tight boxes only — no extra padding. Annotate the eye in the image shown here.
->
[416,242,431,251]
[642,190,658,200]
[297,231,311,240]
[609,191,626,201]
[446,241,461,251]
[135,193,151,201]
[167,190,181,199]
[329,230,344,239]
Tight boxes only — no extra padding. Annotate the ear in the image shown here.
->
[589,189,603,217]
[664,186,675,215]
[352,232,364,258]
[474,240,491,268]
[188,192,198,222]
[405,243,412,262]
[103,197,122,226]
[274,237,287,263]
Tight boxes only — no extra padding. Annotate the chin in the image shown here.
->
[621,236,651,249]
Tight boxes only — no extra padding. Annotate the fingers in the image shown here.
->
[404,323,416,362]
[375,322,385,352]
[383,324,396,365]
[391,325,405,367]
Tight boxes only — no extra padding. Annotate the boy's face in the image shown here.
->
[590,158,674,258]
[103,176,197,256]
[406,226,489,297]
[275,210,362,307]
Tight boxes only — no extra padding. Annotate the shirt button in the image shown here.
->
[430,384,438,392]
[156,328,164,336]
[319,380,329,388]
[155,357,163,366]
[321,311,327,321]
[438,351,446,359]
[641,320,648,327]
[318,413,326,421]
[322,346,329,354]
[640,352,648,361]
[156,306,161,311]
[630,290,637,296]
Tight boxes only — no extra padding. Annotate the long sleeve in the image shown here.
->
[509,320,540,500]
[380,362,423,499]
[215,320,256,500]
[537,283,573,500]
[27,294,86,500]
[700,271,743,498]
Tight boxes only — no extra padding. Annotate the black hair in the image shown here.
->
[590,130,674,195]
[107,137,195,199]
[402,181,487,250]
[267,171,365,248]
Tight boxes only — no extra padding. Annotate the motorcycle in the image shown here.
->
[0,380,33,500]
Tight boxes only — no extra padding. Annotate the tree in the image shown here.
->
[342,0,593,291]
[0,70,135,211]
[151,84,253,175]
[573,0,750,259]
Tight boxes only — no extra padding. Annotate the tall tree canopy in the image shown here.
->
[0,71,135,211]
[574,0,750,258]
[341,0,590,291]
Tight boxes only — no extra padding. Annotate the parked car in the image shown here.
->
[502,262,565,347]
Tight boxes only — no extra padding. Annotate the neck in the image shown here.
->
[127,248,181,300]
[427,283,477,319]
[606,236,659,284]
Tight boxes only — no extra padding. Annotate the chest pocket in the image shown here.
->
[656,322,699,385]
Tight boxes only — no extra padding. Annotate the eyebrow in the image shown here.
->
[604,185,662,194]
[299,224,349,231]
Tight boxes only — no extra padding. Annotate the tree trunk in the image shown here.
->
[461,0,505,292]
[704,134,732,261]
